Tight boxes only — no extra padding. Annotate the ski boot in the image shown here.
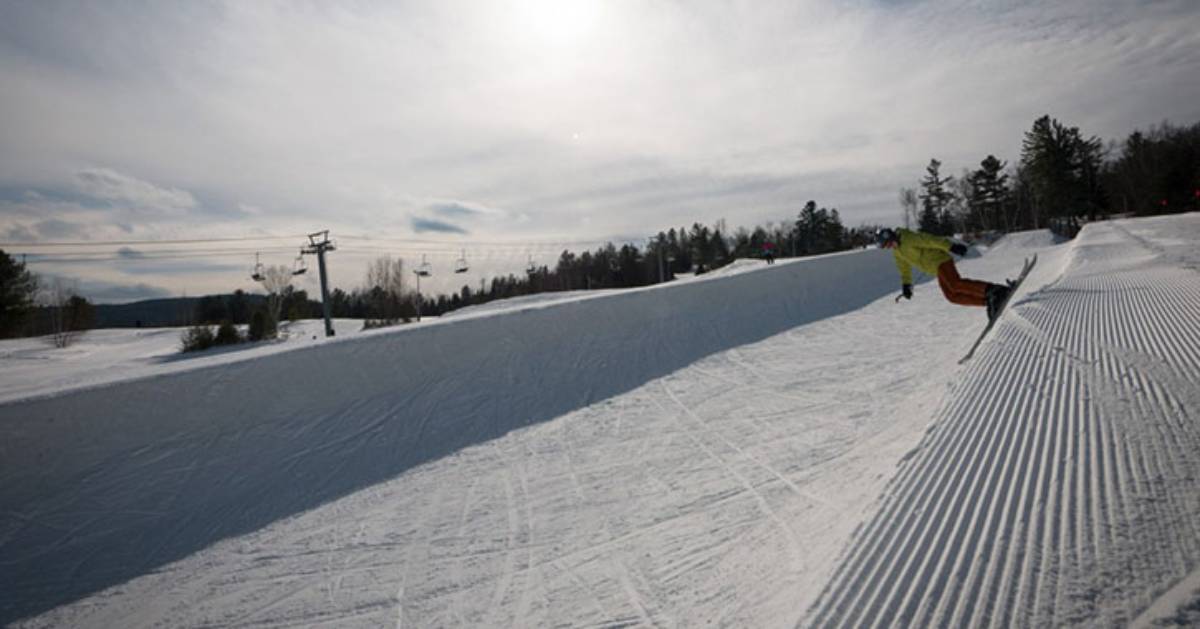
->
[985,282,1013,322]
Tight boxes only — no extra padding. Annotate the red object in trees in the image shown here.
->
[1160,199,1169,207]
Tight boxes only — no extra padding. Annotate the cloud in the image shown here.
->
[2,223,38,242]
[114,259,244,276]
[74,168,197,214]
[2,0,1199,298]
[36,273,173,304]
[34,218,88,239]
[116,247,145,259]
[411,217,469,235]
[429,199,507,219]
[80,280,173,304]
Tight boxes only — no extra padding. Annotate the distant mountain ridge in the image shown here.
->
[94,295,265,328]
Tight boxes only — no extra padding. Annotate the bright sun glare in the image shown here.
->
[513,0,601,49]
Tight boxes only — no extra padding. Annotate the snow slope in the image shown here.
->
[807,214,1200,627]
[2,214,1198,627]
[0,319,365,404]
[2,248,905,626]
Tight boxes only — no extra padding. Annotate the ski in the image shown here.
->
[958,254,1037,364]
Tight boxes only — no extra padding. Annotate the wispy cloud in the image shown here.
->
[430,200,506,220]
[411,217,469,235]
[114,259,244,276]
[74,168,196,214]
[2,223,37,242]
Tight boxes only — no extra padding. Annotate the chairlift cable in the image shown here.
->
[0,234,310,248]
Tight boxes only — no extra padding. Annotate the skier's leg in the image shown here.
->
[937,261,989,306]
[936,262,968,305]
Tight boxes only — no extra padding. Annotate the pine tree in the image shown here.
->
[1020,115,1103,225]
[919,159,954,235]
[710,229,730,267]
[824,209,845,251]
[967,155,1009,231]
[795,200,827,254]
[1,250,38,338]
[1106,122,1200,215]
[689,223,713,272]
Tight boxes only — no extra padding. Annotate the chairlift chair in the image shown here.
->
[526,255,537,275]
[415,254,433,277]
[291,253,308,276]
[454,249,469,274]
[250,252,265,282]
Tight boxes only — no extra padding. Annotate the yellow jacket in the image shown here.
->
[892,229,952,285]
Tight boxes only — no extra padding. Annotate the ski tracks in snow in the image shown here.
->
[806,219,1200,627]
[14,254,970,628]
[18,218,1200,628]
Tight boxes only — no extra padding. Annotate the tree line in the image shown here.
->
[0,254,95,345]
[334,202,883,323]
[903,116,1199,237]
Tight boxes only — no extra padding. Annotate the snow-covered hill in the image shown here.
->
[1,214,1198,627]
[0,319,366,404]
[808,215,1200,628]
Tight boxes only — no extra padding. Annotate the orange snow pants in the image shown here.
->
[937,260,989,307]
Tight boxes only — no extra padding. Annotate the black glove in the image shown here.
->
[901,284,913,300]
[950,243,968,256]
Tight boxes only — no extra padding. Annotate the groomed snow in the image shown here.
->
[2,214,1199,627]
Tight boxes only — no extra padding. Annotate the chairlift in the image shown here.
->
[454,249,469,274]
[291,253,308,276]
[526,255,537,275]
[415,254,432,277]
[250,252,265,282]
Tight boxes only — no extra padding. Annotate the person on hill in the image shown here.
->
[876,228,1011,320]
[762,241,776,265]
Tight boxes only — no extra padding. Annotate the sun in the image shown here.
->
[512,0,602,50]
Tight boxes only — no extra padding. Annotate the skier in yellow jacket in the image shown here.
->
[876,228,1011,320]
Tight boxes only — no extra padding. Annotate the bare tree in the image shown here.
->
[364,256,406,325]
[366,256,405,297]
[41,277,90,348]
[946,169,974,235]
[258,265,293,330]
[899,187,919,229]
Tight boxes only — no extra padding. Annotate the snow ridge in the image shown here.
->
[0,249,898,625]
[805,217,1200,627]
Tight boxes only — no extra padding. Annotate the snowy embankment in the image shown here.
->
[1,248,899,625]
[0,319,366,404]
[807,214,1200,627]
[4,214,1198,628]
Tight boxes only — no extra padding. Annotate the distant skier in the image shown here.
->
[763,241,776,265]
[876,228,1011,320]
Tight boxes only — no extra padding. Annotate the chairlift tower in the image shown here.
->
[412,254,432,322]
[300,230,336,337]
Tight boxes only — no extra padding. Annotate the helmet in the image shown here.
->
[875,228,897,247]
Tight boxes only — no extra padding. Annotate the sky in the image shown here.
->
[1,0,1199,302]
